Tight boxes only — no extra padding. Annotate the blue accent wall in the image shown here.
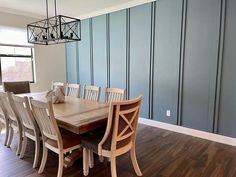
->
[181,0,221,132]
[129,3,152,118]
[153,0,183,124]
[92,15,107,101]
[78,19,91,86]
[66,0,236,138]
[65,42,78,83]
[109,10,127,90]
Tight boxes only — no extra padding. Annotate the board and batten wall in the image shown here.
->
[66,0,236,138]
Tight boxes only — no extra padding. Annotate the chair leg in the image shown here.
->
[110,156,117,177]
[88,150,94,168]
[38,145,48,174]
[57,152,64,177]
[99,156,104,163]
[19,135,27,159]
[130,146,142,176]
[7,127,14,148]
[0,122,2,133]
[33,137,40,168]
[4,123,9,146]
[83,148,89,176]
[16,128,23,156]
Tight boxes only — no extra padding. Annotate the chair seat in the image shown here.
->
[81,128,109,153]
[46,128,81,150]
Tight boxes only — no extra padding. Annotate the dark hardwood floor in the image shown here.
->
[1,124,236,177]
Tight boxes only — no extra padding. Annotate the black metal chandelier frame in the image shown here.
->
[27,0,81,45]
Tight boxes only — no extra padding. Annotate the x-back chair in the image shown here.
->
[82,96,143,177]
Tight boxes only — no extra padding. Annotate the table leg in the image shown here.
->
[64,149,82,168]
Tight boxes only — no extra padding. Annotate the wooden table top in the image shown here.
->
[18,92,109,134]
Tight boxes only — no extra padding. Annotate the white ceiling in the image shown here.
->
[0,0,154,19]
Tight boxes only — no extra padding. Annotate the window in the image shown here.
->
[0,26,35,84]
[0,45,34,83]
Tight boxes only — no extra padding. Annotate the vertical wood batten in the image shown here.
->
[149,1,156,120]
[65,44,68,82]
[126,9,130,100]
[89,18,94,85]
[213,0,226,133]
[177,0,187,126]
[76,41,80,84]
[106,14,110,88]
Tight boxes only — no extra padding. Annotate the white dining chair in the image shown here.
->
[83,85,101,102]
[66,83,80,98]
[30,98,82,177]
[0,101,9,146]
[11,95,41,168]
[0,92,23,155]
[104,87,126,104]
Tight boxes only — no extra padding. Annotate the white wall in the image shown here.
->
[0,11,36,28]
[0,11,66,92]
[31,44,66,92]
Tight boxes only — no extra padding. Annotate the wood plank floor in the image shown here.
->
[1,124,236,177]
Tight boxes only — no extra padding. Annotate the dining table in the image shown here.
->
[18,91,110,167]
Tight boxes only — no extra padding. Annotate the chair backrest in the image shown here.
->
[3,81,30,94]
[98,96,142,155]
[12,95,37,131]
[104,87,126,104]
[66,83,80,98]
[0,92,17,122]
[83,85,101,102]
[30,98,62,147]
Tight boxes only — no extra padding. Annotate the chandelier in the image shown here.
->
[27,0,81,45]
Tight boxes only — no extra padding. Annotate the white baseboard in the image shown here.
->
[139,118,236,147]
